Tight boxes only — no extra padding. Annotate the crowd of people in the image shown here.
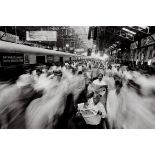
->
[0,59,155,129]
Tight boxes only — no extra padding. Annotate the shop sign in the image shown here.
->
[47,55,54,63]
[0,53,24,66]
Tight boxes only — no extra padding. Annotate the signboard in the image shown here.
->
[0,53,24,66]
[26,31,57,41]
[75,48,85,52]
[0,31,19,43]
[47,55,54,63]
[24,55,30,64]
[141,35,155,47]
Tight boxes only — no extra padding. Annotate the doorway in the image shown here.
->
[36,56,45,64]
[59,57,63,64]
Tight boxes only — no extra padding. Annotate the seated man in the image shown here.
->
[78,93,107,129]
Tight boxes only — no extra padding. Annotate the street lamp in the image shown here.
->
[66,44,69,52]
[66,44,69,48]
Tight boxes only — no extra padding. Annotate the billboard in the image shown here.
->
[0,31,19,43]
[26,31,57,41]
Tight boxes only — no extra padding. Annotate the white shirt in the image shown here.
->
[148,59,152,66]
[57,66,62,70]
[50,66,57,71]
[17,73,33,87]
[93,79,106,86]
[136,60,139,65]
[86,98,106,118]
[78,65,83,72]
[33,73,51,92]
[86,70,92,79]
[123,71,132,80]
[87,83,94,94]
[91,68,99,78]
